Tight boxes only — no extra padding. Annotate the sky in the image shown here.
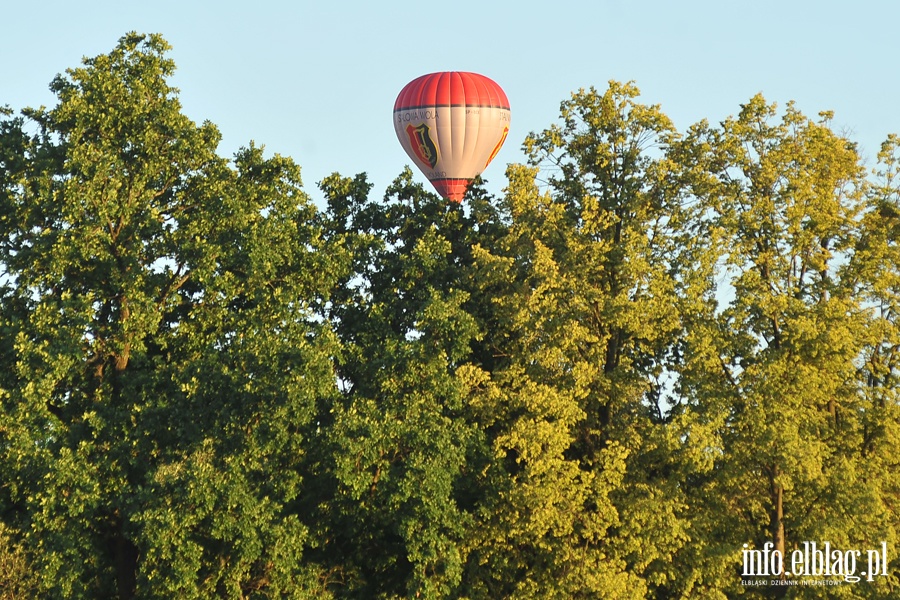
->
[3,1,899,206]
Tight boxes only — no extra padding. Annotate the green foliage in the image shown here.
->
[311,170,490,598]
[0,522,38,599]
[674,95,900,598]
[0,33,338,599]
[2,33,899,600]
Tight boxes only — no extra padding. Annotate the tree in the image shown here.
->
[679,95,900,597]
[4,32,899,600]
[0,522,38,599]
[307,169,505,598]
[0,33,339,598]
[452,82,717,598]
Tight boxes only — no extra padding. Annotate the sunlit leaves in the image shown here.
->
[2,33,900,600]
[0,33,338,599]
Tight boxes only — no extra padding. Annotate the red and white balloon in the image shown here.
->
[393,72,510,203]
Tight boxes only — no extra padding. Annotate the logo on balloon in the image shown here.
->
[406,123,439,169]
[486,125,510,169]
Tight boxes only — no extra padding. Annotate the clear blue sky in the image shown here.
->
[3,1,898,204]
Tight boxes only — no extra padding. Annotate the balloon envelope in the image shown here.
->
[393,72,510,203]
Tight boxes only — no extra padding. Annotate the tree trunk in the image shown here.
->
[107,513,138,599]
[769,465,786,583]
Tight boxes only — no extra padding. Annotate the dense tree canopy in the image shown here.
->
[1,33,898,599]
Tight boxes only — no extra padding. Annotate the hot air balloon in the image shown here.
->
[393,72,510,203]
